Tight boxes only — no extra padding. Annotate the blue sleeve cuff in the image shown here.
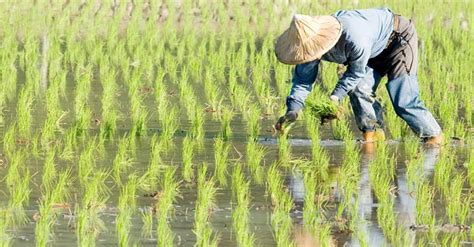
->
[286,95,304,113]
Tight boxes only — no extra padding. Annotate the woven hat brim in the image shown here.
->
[275,15,343,65]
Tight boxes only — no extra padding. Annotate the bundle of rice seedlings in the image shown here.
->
[305,99,342,122]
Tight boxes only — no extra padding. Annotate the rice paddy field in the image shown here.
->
[0,0,472,246]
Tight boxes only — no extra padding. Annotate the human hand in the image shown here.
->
[320,95,343,123]
[275,111,298,132]
[329,95,339,105]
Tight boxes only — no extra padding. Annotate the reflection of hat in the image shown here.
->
[275,14,342,65]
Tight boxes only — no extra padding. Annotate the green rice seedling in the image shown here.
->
[441,234,463,247]
[0,210,11,246]
[219,106,233,141]
[76,171,110,246]
[113,136,133,184]
[6,167,31,228]
[267,163,286,208]
[467,149,474,187]
[434,149,456,196]
[156,167,180,246]
[446,174,469,225]
[302,170,319,227]
[116,175,138,246]
[140,134,164,187]
[244,104,261,140]
[385,109,407,140]
[194,164,218,246]
[403,136,420,160]
[191,107,205,142]
[203,71,223,116]
[336,140,360,221]
[60,128,76,161]
[100,106,117,140]
[231,164,255,246]
[278,133,292,165]
[141,207,154,239]
[246,140,265,185]
[305,98,340,121]
[78,139,98,186]
[41,84,66,145]
[214,138,229,186]
[160,106,179,149]
[156,214,174,247]
[129,90,148,137]
[227,61,238,97]
[316,223,333,246]
[405,154,425,189]
[271,197,294,247]
[182,135,196,183]
[231,85,251,113]
[415,182,436,229]
[73,63,93,137]
[464,98,473,127]
[274,63,292,98]
[331,118,353,141]
[3,124,16,157]
[73,107,92,137]
[267,163,294,215]
[16,86,33,138]
[41,148,57,191]
[306,117,331,180]
[36,169,71,246]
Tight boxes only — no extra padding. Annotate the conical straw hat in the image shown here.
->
[275,14,342,65]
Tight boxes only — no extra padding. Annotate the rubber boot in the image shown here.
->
[363,131,375,143]
[424,134,443,146]
[362,129,386,143]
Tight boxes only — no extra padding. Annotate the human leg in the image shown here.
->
[348,67,385,141]
[386,75,442,138]
[369,15,442,141]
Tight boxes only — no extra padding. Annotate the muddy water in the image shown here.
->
[1,97,472,246]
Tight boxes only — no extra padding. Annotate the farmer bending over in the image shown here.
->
[274,8,443,145]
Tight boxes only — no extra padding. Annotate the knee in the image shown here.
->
[349,83,374,103]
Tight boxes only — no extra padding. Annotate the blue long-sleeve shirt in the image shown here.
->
[286,8,394,112]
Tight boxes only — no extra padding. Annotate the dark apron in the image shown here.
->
[368,15,418,80]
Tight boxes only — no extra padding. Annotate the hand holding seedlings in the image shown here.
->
[274,110,298,134]
[305,96,343,124]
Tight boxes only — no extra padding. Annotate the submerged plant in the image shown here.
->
[219,106,233,141]
[244,104,261,140]
[113,136,133,184]
[267,162,294,246]
[76,171,110,246]
[182,135,196,183]
[246,140,265,184]
[415,182,435,227]
[214,138,229,186]
[155,167,180,246]
[194,164,218,246]
[231,164,255,246]
[116,175,138,246]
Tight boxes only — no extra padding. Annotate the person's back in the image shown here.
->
[334,8,394,58]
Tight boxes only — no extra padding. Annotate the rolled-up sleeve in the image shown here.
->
[286,60,320,112]
[331,40,371,99]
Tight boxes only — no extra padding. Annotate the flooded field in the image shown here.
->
[0,0,472,246]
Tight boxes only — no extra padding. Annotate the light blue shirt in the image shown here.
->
[286,8,394,112]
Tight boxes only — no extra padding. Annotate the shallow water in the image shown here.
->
[2,115,472,246]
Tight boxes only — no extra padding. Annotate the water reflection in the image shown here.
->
[287,142,441,246]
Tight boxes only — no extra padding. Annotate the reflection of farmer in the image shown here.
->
[274,8,443,145]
